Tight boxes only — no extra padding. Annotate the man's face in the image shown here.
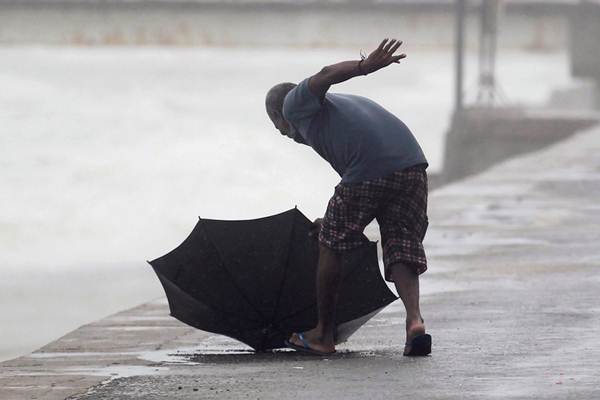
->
[268,110,294,140]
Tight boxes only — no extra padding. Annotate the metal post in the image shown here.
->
[455,0,466,111]
[477,0,499,106]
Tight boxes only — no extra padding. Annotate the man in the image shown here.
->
[265,39,431,356]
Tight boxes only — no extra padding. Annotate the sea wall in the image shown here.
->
[0,1,569,49]
[441,107,600,184]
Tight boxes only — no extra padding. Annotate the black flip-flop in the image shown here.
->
[404,334,432,357]
[284,333,336,356]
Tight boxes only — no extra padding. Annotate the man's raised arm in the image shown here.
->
[308,38,407,100]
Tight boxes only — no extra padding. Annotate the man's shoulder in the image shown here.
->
[283,78,323,123]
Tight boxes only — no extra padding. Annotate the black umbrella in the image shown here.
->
[148,208,397,351]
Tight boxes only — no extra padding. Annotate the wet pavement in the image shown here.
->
[2,125,600,399]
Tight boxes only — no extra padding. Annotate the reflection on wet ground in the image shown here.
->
[179,348,402,365]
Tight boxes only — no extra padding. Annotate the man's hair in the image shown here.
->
[265,82,297,116]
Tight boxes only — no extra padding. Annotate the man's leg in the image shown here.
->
[390,262,426,355]
[289,244,341,353]
[377,166,429,354]
[289,180,375,354]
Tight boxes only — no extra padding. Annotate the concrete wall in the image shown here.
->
[441,107,600,184]
[569,1,600,80]
[0,2,569,49]
[568,1,600,108]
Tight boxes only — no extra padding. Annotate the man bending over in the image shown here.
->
[265,39,431,356]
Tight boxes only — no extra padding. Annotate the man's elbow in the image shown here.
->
[317,66,333,81]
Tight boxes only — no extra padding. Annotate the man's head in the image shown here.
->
[265,82,297,140]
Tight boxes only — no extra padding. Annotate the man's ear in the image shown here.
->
[273,109,283,122]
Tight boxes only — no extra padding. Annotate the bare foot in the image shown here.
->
[289,327,335,354]
[403,318,426,356]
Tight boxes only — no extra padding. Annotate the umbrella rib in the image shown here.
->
[153,268,263,326]
[198,219,269,324]
[269,208,297,327]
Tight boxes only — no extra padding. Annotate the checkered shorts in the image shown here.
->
[319,164,429,281]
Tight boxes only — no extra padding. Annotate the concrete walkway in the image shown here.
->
[2,125,600,399]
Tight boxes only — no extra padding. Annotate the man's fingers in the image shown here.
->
[309,218,323,238]
[377,38,389,51]
[308,226,321,238]
[392,53,407,63]
[388,40,403,55]
[383,39,396,53]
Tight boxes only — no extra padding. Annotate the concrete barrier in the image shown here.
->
[0,1,570,49]
[441,107,599,184]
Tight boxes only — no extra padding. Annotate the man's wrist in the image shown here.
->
[357,59,368,76]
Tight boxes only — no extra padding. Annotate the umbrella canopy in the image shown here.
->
[148,208,397,351]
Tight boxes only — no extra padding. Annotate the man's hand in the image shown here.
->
[309,218,324,239]
[361,38,406,75]
[308,38,407,99]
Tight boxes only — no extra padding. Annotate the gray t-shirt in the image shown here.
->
[283,77,428,184]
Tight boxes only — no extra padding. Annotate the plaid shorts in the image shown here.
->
[319,164,429,281]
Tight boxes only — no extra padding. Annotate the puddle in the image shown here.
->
[101,326,180,331]
[62,365,169,379]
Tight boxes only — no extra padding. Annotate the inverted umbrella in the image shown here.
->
[148,208,397,351]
